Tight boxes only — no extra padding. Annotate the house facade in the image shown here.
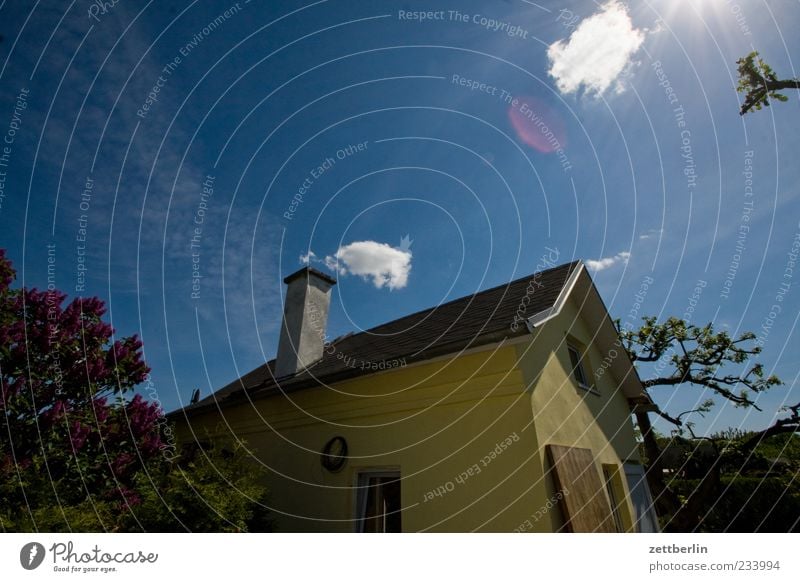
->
[170,261,658,532]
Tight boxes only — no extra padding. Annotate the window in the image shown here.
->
[567,343,591,390]
[602,465,624,532]
[355,471,402,532]
[623,463,660,532]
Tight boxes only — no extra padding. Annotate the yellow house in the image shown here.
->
[169,260,658,532]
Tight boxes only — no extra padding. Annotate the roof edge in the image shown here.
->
[525,261,584,330]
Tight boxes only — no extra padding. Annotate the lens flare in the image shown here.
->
[507,96,567,153]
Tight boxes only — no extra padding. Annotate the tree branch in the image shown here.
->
[740,403,800,451]
[655,409,683,427]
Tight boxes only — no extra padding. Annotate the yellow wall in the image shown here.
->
[514,294,640,531]
[177,295,641,532]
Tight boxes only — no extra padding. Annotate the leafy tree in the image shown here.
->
[619,316,794,531]
[621,317,780,402]
[0,249,269,531]
[123,439,273,533]
[658,429,800,532]
[737,51,800,115]
[0,248,155,525]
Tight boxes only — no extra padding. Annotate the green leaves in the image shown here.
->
[622,315,783,413]
[117,439,272,533]
[737,50,800,114]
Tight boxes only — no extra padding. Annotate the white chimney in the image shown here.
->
[274,266,337,378]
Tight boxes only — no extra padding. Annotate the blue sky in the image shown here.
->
[0,0,798,435]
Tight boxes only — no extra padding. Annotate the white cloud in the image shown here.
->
[639,228,663,240]
[299,250,316,264]
[324,241,412,290]
[547,1,645,96]
[586,251,631,272]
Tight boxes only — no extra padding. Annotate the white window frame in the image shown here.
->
[602,465,624,533]
[567,342,596,393]
[354,469,402,533]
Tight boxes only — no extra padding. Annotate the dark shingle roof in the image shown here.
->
[171,260,581,417]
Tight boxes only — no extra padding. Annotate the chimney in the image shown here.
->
[274,266,337,378]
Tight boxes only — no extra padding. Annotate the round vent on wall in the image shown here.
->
[321,436,348,473]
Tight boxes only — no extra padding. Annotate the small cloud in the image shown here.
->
[649,18,665,35]
[586,251,631,272]
[638,228,663,240]
[299,250,316,265]
[547,1,645,96]
[324,240,412,290]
